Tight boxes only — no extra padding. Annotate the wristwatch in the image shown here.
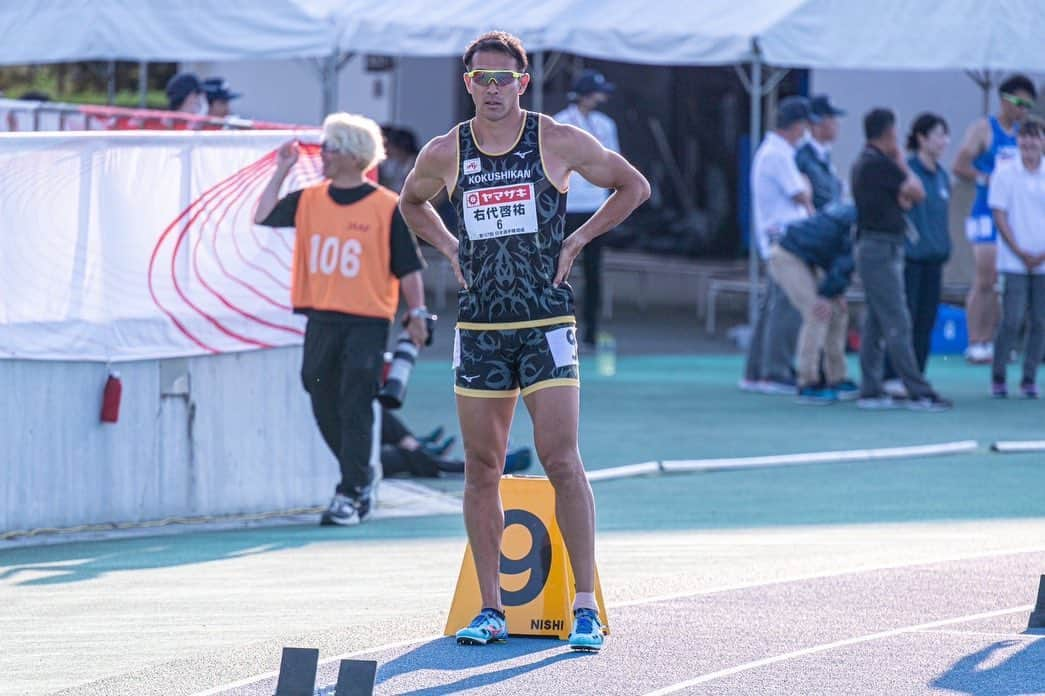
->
[408,307,431,320]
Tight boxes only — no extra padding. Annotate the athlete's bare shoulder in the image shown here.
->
[539,113,587,150]
[415,126,460,177]
[538,113,601,165]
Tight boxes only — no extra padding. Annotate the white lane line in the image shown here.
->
[661,440,978,473]
[193,545,1045,695]
[912,628,1044,640]
[609,544,1045,609]
[641,605,1033,696]
[189,635,443,696]
[587,461,661,481]
[991,440,1045,453]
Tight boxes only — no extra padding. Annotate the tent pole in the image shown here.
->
[322,52,339,118]
[138,61,148,108]
[106,60,117,106]
[532,51,545,113]
[747,47,763,328]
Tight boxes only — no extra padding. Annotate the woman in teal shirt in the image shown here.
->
[884,113,951,389]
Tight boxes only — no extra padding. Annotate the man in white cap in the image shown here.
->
[554,69,620,349]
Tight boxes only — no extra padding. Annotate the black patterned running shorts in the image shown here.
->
[453,317,580,397]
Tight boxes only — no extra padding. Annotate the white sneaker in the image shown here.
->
[320,493,361,526]
[738,378,762,393]
[882,379,908,398]
[857,395,901,410]
[758,379,798,395]
[965,343,992,364]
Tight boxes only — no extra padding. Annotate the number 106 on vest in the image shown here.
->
[308,234,361,277]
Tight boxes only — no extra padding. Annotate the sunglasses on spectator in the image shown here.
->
[320,141,347,154]
[1003,93,1035,109]
[465,69,526,87]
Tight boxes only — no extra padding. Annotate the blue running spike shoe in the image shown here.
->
[568,608,605,652]
[455,608,508,645]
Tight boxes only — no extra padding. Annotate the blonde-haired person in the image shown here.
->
[254,112,430,526]
[321,112,386,170]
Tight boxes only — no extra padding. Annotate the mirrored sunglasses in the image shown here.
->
[320,141,347,154]
[465,69,526,87]
[1003,93,1035,110]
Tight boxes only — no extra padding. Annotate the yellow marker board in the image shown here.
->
[444,475,608,640]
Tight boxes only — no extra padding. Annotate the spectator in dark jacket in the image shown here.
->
[796,95,845,210]
[883,113,952,396]
[769,202,858,403]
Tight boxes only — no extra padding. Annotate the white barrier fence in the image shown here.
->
[0,130,322,362]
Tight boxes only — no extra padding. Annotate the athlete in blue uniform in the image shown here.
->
[954,74,1036,363]
[400,31,649,652]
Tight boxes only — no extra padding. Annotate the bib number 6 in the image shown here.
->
[309,235,362,278]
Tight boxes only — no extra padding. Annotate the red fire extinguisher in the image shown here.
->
[100,371,122,423]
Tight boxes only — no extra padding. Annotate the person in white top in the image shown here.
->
[987,117,1045,398]
[554,69,621,347]
[740,96,815,394]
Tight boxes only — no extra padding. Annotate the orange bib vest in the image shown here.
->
[291,182,400,321]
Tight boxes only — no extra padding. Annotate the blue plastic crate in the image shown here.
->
[930,304,968,354]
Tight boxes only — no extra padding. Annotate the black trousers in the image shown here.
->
[300,317,389,496]
[884,259,943,379]
[566,212,605,345]
[381,408,410,446]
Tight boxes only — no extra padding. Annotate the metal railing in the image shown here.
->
[0,97,309,132]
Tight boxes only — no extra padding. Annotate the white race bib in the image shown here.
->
[462,183,539,241]
[545,326,578,368]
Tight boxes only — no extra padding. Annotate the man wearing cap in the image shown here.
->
[165,72,206,115]
[740,95,815,395]
[553,69,620,349]
[796,95,845,211]
[203,77,242,119]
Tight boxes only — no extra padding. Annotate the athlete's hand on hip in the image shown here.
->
[554,235,585,286]
[439,239,467,289]
[276,140,299,170]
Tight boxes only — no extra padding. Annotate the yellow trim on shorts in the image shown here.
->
[456,315,576,331]
[539,114,570,194]
[447,123,461,199]
[521,378,580,397]
[454,386,521,399]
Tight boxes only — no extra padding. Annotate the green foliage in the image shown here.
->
[0,61,176,108]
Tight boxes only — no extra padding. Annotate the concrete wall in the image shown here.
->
[1,347,340,533]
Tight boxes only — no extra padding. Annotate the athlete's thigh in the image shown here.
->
[973,244,998,280]
[456,393,517,466]
[523,385,580,464]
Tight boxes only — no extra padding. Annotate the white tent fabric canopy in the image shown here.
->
[310,0,801,65]
[760,0,1045,71]
[310,0,1043,72]
[3,0,1041,72]
[0,0,333,64]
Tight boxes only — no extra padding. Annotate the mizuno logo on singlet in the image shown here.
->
[513,150,532,159]
[466,170,530,185]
